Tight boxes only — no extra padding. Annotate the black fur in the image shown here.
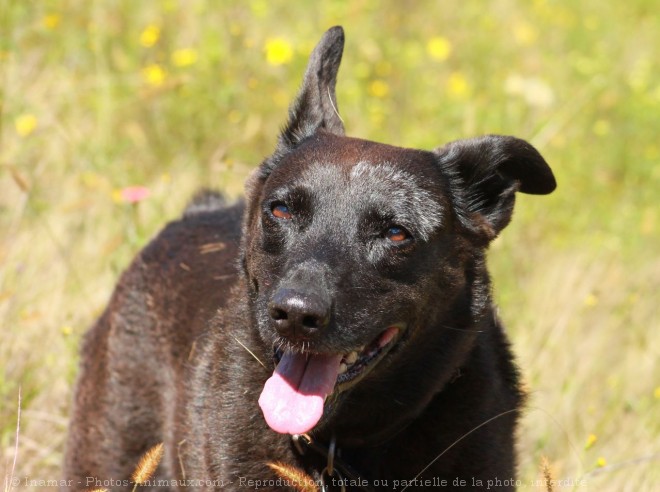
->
[64,26,555,491]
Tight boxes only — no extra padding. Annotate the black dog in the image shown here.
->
[64,27,555,491]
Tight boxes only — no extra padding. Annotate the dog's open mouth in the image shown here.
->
[258,325,403,435]
[336,325,401,388]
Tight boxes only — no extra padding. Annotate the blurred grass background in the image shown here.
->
[1,0,658,490]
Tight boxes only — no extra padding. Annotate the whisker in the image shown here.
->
[327,86,344,123]
[401,409,519,491]
[441,324,485,334]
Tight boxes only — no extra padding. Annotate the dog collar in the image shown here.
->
[291,434,374,492]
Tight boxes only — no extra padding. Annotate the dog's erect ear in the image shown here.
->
[434,135,556,239]
[283,26,345,145]
[264,27,345,168]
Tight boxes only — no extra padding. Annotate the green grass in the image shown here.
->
[1,0,658,489]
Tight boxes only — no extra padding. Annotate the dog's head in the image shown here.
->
[241,27,555,438]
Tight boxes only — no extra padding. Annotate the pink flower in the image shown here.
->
[120,186,150,203]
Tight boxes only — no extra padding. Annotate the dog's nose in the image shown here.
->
[269,288,330,340]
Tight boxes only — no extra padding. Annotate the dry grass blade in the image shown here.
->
[232,335,267,369]
[199,242,226,254]
[3,388,21,492]
[131,443,164,487]
[9,167,31,193]
[267,462,319,492]
[540,456,554,492]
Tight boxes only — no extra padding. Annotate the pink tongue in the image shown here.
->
[259,352,342,434]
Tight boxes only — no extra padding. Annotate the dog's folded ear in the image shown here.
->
[434,135,556,240]
[263,26,345,174]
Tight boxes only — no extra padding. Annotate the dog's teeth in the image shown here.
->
[338,363,348,374]
[345,351,358,365]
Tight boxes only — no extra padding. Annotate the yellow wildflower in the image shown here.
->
[43,13,61,29]
[142,64,166,86]
[368,80,390,99]
[111,189,123,204]
[61,325,73,337]
[654,387,660,400]
[15,113,38,137]
[596,457,607,468]
[584,433,597,450]
[140,25,161,48]
[513,21,538,46]
[447,72,471,99]
[172,48,198,67]
[584,293,598,307]
[264,38,293,66]
[427,36,452,61]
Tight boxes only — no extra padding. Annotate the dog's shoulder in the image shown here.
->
[96,194,245,349]
[140,194,244,266]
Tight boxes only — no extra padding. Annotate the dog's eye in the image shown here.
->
[271,203,292,220]
[385,226,410,243]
